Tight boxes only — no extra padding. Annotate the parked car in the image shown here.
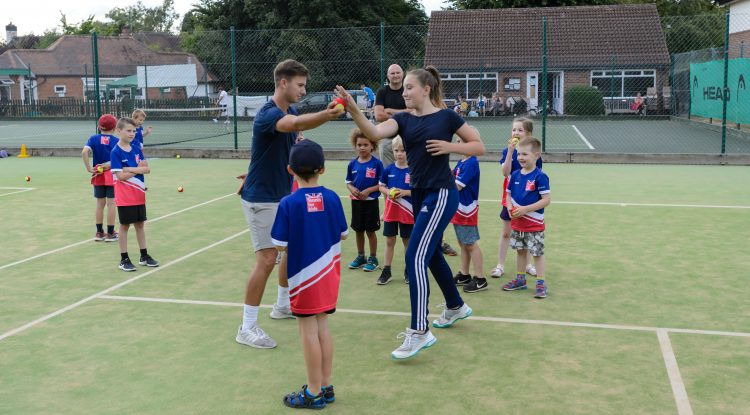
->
[294,90,367,117]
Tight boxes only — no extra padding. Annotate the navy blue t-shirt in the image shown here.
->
[393,109,465,189]
[241,100,299,203]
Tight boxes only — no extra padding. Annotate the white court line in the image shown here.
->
[338,195,750,210]
[0,230,248,342]
[0,187,35,197]
[571,124,595,150]
[0,124,20,128]
[98,295,750,338]
[657,329,694,415]
[0,193,236,272]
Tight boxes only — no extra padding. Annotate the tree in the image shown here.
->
[180,0,428,94]
[107,0,180,33]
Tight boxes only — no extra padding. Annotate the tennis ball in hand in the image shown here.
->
[97,165,104,173]
[389,188,400,199]
[25,176,30,182]
[511,136,520,146]
[332,97,346,112]
[177,186,184,193]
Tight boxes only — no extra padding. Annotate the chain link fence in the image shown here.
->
[1,12,749,156]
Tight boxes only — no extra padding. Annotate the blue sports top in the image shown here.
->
[392,109,465,189]
[241,100,300,203]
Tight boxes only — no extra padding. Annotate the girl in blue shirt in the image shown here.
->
[336,66,484,360]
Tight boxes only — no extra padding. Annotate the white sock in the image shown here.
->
[277,286,290,308]
[242,305,259,331]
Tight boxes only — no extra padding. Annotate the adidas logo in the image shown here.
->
[420,206,428,213]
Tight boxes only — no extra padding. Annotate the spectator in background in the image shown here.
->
[362,84,376,121]
[374,64,409,168]
[491,94,504,116]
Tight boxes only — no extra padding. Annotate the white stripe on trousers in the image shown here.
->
[412,188,449,331]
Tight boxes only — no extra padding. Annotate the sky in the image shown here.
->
[4,0,449,38]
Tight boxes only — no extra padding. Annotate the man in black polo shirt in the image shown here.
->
[374,64,408,168]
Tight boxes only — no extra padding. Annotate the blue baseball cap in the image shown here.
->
[289,139,325,174]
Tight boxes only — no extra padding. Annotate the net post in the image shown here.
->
[380,22,385,88]
[721,10,729,155]
[541,16,548,152]
[92,31,102,130]
[231,26,238,150]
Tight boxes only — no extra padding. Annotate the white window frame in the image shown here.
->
[54,85,66,94]
[440,72,498,99]
[590,69,656,98]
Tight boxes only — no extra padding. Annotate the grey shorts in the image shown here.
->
[379,138,395,167]
[509,230,545,257]
[454,224,480,245]
[241,199,279,252]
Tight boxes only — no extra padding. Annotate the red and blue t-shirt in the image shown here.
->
[110,144,146,207]
[346,156,384,200]
[506,167,550,232]
[451,156,480,226]
[500,148,543,207]
[271,186,349,315]
[85,134,118,186]
[379,164,413,224]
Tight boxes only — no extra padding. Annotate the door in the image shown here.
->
[553,72,564,114]
[527,72,538,109]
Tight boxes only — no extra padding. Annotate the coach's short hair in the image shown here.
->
[274,60,309,86]
[518,136,542,153]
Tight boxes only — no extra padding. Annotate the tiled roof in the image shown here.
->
[0,35,214,81]
[425,4,670,71]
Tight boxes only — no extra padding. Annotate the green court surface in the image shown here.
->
[2,117,750,154]
[1,157,749,414]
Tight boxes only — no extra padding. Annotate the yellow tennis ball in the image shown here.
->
[511,136,520,145]
[176,154,181,159]
[389,188,399,199]
[97,166,104,173]
[334,103,344,112]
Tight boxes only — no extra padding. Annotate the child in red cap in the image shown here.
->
[81,114,120,241]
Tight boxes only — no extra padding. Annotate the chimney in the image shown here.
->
[121,25,131,37]
[6,22,17,43]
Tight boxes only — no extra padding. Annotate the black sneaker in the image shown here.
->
[453,272,471,285]
[139,255,160,267]
[119,258,136,272]
[322,385,335,403]
[377,268,392,285]
[463,276,489,293]
[404,269,409,284]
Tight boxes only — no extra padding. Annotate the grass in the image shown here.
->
[1,157,749,414]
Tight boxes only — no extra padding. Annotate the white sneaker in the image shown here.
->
[236,324,277,349]
[269,304,295,320]
[490,265,504,278]
[526,264,537,276]
[224,120,230,124]
[212,118,218,123]
[391,328,436,359]
[432,303,473,328]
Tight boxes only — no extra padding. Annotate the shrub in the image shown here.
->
[565,86,605,116]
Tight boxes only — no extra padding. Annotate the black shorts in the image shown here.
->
[118,204,147,225]
[351,199,380,232]
[293,308,336,318]
[500,206,511,221]
[383,221,413,239]
[93,185,114,199]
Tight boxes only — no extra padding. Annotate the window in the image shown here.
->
[441,72,498,99]
[591,70,655,98]
[54,85,66,94]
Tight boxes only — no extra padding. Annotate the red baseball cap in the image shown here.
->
[98,114,117,131]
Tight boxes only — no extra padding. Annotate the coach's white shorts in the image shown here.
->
[241,200,279,252]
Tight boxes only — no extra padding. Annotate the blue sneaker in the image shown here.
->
[363,256,379,272]
[282,385,326,410]
[502,275,527,291]
[322,385,335,403]
[348,255,366,269]
[534,282,548,298]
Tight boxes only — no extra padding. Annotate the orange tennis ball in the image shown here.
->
[332,97,346,112]
[25,176,30,182]
[177,186,184,193]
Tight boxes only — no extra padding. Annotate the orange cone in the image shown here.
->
[17,144,30,158]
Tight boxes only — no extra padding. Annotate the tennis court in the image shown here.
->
[1,157,748,414]
[3,116,750,154]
